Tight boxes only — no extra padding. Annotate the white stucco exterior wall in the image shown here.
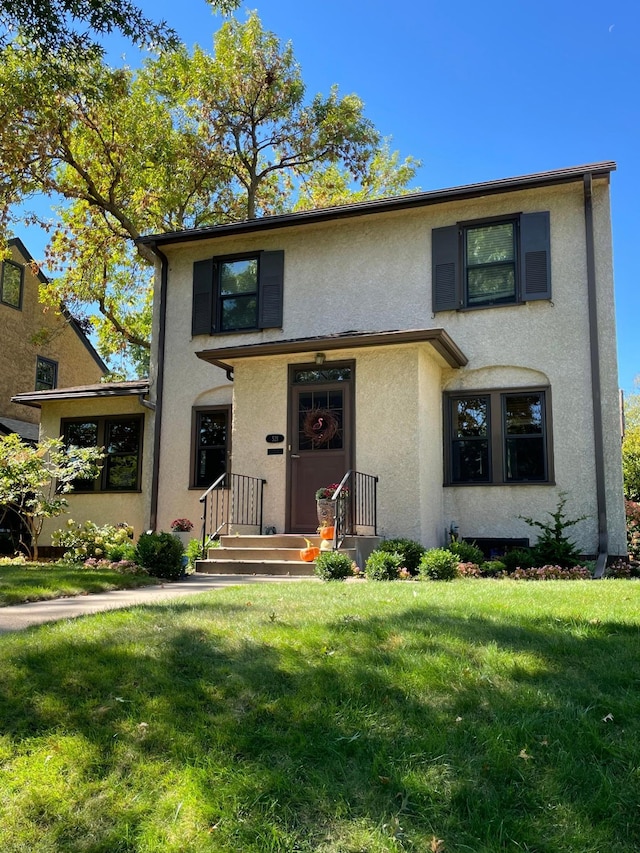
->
[150,174,625,556]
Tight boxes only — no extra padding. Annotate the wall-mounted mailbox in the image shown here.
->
[267,448,284,455]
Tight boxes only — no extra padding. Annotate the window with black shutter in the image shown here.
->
[432,212,550,312]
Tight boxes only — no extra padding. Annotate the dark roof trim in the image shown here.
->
[12,379,150,408]
[196,328,468,369]
[141,162,616,248]
[7,237,48,283]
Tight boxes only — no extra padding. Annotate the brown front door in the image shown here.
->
[287,363,353,533]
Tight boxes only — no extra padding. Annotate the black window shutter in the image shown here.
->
[192,258,215,336]
[432,225,459,312]
[258,250,284,329]
[520,212,551,301]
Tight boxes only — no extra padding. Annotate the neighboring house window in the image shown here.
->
[192,250,284,335]
[62,415,143,492]
[35,356,58,391]
[191,406,230,488]
[432,212,551,311]
[0,260,24,309]
[445,388,552,485]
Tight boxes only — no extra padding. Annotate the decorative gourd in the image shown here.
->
[319,525,335,541]
[300,538,320,562]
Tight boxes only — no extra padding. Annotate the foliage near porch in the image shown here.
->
[0,580,638,851]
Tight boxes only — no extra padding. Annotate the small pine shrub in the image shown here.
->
[365,550,403,581]
[419,548,459,581]
[519,494,585,568]
[135,532,185,580]
[314,551,354,581]
[378,538,426,574]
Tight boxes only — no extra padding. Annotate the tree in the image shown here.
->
[623,393,640,500]
[0,12,418,374]
[0,433,104,559]
[0,0,239,55]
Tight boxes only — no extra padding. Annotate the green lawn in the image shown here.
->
[0,579,639,852]
[0,562,159,605]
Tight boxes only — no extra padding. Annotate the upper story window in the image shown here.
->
[445,388,552,485]
[432,211,551,312]
[35,356,58,391]
[62,415,143,492]
[1,260,24,309]
[192,250,284,336]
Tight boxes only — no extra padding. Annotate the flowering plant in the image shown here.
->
[315,484,349,500]
[171,518,193,532]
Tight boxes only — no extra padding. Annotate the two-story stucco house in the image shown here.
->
[1,237,106,441]
[16,163,626,567]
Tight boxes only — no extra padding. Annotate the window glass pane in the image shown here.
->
[199,412,227,447]
[467,223,514,265]
[468,266,515,305]
[1,262,22,307]
[65,421,98,447]
[293,368,352,383]
[505,437,546,481]
[198,448,226,486]
[195,410,228,487]
[220,259,258,295]
[452,398,487,437]
[505,394,543,434]
[106,420,140,454]
[106,455,139,490]
[35,358,57,391]
[452,439,490,482]
[220,295,257,330]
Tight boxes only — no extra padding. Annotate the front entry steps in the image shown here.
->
[195,533,380,576]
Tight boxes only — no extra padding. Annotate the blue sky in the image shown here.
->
[19,0,640,390]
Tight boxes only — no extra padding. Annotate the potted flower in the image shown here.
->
[170,518,194,550]
[315,484,349,527]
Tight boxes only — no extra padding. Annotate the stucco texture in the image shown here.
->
[151,176,625,556]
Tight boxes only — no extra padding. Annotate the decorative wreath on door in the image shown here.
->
[302,408,339,446]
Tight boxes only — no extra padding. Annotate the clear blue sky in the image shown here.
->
[19,0,640,391]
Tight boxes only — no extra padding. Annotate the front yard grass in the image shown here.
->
[0,579,639,852]
[0,562,159,605]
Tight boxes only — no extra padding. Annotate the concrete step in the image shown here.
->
[195,559,316,576]
[205,546,337,562]
[218,534,324,549]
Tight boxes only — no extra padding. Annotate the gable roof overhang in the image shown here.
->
[11,379,151,409]
[196,328,468,372]
[140,162,616,249]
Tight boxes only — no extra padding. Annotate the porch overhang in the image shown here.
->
[196,328,468,370]
[11,379,151,409]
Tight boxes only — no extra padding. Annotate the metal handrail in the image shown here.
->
[199,472,266,548]
[331,470,378,547]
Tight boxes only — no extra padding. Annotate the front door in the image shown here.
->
[287,363,353,533]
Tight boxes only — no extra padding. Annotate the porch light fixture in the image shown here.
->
[315,352,326,365]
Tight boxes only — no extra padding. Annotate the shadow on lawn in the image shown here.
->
[0,596,639,852]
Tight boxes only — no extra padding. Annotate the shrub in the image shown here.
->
[447,539,484,565]
[625,500,640,561]
[510,565,592,581]
[134,532,185,580]
[457,561,481,577]
[480,560,507,576]
[377,538,426,574]
[365,549,403,581]
[419,548,459,581]
[83,558,148,575]
[52,520,134,563]
[519,495,585,568]
[605,559,640,579]
[314,551,354,581]
[501,547,536,573]
[185,536,218,571]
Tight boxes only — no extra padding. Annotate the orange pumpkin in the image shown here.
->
[320,526,335,541]
[300,545,320,562]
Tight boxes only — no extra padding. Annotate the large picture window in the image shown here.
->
[445,388,551,485]
[62,415,143,492]
[1,260,24,309]
[191,406,230,488]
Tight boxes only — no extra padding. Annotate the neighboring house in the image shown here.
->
[1,237,107,441]
[14,163,627,562]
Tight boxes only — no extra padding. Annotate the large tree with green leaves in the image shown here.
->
[0,12,418,374]
[623,392,640,501]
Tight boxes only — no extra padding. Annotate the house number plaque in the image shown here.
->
[266,434,284,443]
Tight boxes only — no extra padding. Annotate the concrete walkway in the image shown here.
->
[0,573,311,633]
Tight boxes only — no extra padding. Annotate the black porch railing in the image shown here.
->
[199,473,266,546]
[331,470,378,547]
